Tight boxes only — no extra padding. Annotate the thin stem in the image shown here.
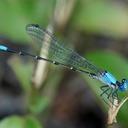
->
[107,96,128,125]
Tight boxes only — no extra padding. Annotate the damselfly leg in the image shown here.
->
[100,85,119,106]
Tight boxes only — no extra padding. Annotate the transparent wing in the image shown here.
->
[26,24,102,74]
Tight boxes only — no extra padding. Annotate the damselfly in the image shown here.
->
[0,24,127,104]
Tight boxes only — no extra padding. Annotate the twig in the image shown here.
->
[32,24,54,88]
[54,0,76,29]
[32,0,76,88]
[108,96,128,125]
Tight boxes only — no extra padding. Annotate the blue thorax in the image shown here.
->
[99,71,128,91]
[99,71,117,86]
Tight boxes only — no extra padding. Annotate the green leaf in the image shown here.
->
[0,116,24,128]
[82,51,128,105]
[0,116,42,128]
[86,51,128,79]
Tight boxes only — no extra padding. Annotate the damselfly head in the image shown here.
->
[119,79,128,91]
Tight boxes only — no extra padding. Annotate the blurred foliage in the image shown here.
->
[72,0,128,38]
[8,56,33,91]
[0,0,128,128]
[0,0,55,42]
[0,115,42,128]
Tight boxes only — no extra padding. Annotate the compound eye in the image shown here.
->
[122,79,126,83]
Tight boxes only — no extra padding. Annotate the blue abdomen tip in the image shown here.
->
[0,45,8,51]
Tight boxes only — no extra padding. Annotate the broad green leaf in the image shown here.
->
[86,51,128,79]
[83,51,128,126]
[83,51,128,98]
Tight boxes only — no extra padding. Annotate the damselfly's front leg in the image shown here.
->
[100,85,110,97]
